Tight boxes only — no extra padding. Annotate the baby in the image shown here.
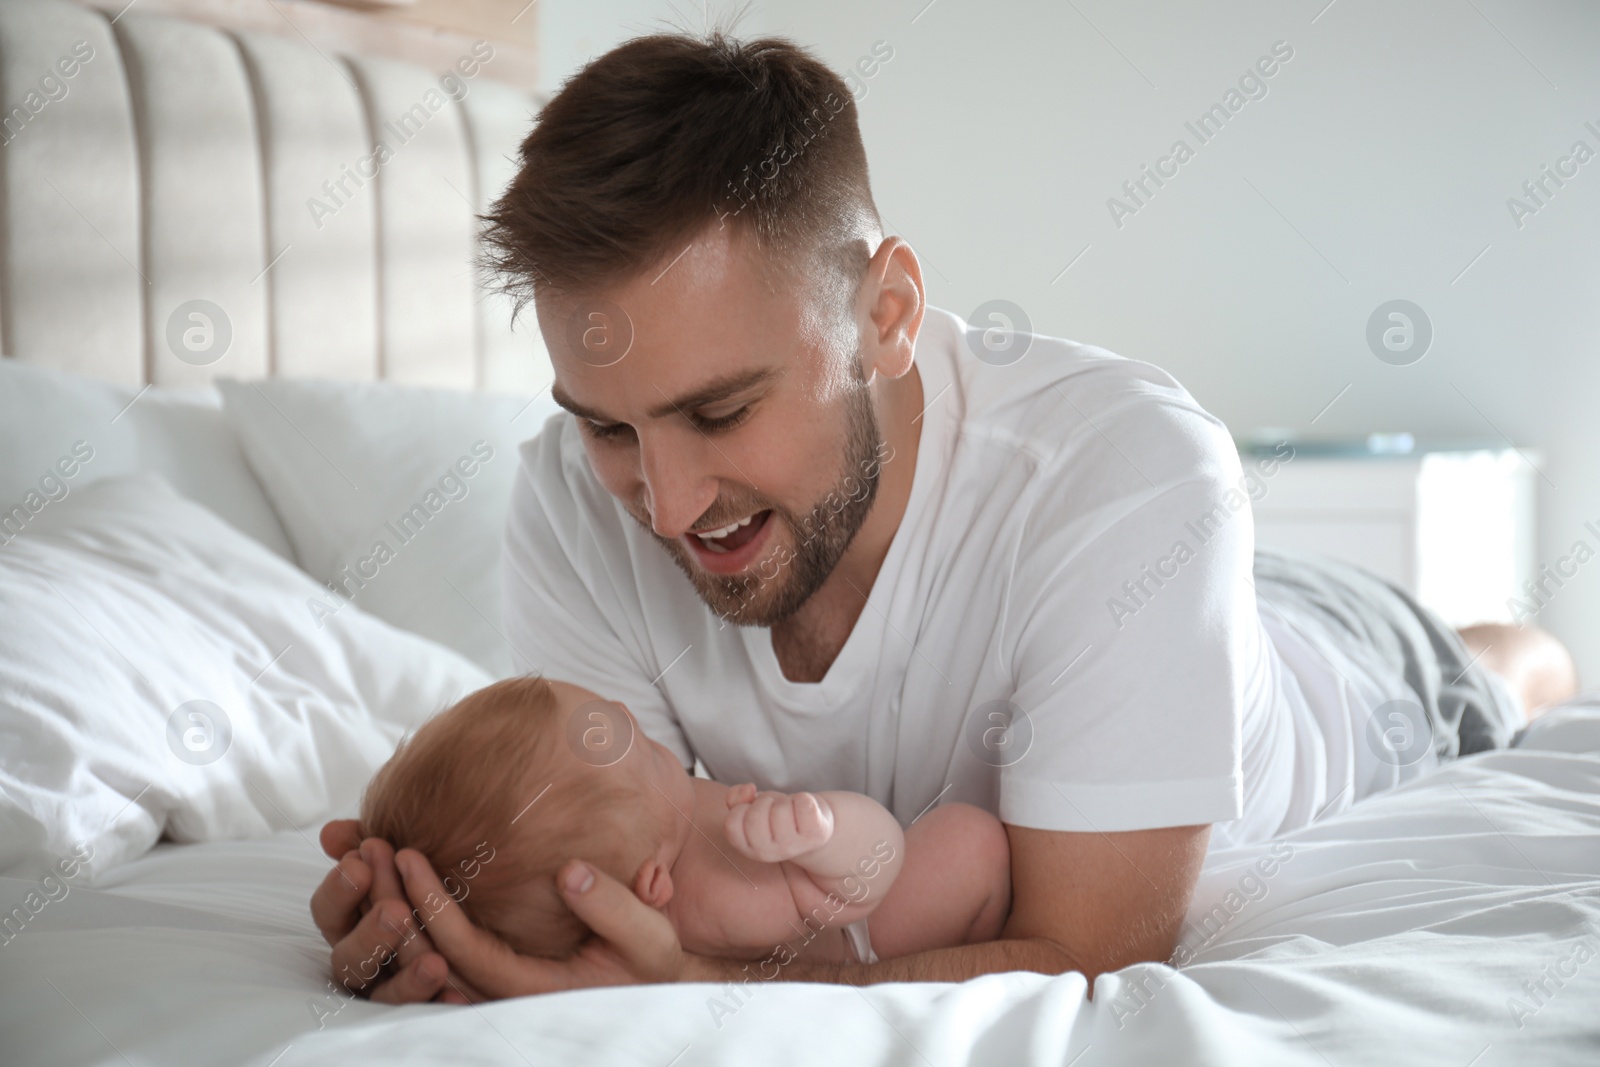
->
[359,675,1011,965]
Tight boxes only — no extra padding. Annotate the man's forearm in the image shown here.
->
[686,936,1077,987]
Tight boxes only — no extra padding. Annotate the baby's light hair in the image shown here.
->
[359,675,664,959]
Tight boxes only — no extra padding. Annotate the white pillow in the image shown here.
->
[0,475,492,879]
[218,378,559,677]
[0,359,293,559]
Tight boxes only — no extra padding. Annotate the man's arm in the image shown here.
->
[689,822,1210,986]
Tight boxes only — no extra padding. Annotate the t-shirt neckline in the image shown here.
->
[738,312,958,702]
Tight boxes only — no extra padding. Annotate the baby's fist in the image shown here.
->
[724,785,834,863]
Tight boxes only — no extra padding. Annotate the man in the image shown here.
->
[310,31,1577,1002]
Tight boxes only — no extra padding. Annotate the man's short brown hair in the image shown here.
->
[480,31,880,315]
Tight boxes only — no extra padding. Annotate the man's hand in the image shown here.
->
[723,783,835,863]
[390,848,694,998]
[310,820,475,1005]
[312,819,703,1003]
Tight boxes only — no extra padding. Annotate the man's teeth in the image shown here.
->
[695,515,755,542]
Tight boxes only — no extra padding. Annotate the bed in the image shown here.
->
[2,1,1598,1064]
[4,701,1598,1065]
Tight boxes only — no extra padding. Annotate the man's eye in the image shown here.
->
[582,419,631,440]
[695,406,751,432]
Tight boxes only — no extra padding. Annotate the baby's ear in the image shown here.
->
[633,857,675,910]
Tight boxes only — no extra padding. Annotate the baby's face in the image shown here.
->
[546,680,695,847]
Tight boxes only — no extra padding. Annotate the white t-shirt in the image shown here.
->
[503,306,1409,849]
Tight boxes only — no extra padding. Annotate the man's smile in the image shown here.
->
[683,509,774,573]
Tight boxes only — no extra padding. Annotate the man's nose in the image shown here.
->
[638,435,719,540]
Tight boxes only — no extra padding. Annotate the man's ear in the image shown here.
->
[857,234,925,383]
[632,856,675,910]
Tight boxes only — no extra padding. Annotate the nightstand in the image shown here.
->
[1237,434,1540,628]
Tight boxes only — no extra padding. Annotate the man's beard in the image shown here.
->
[644,378,884,628]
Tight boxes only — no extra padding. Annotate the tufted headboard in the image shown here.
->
[0,0,549,392]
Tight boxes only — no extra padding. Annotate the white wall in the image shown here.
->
[540,1,1600,685]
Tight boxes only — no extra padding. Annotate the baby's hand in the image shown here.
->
[723,783,835,863]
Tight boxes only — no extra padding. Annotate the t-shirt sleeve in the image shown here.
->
[501,429,696,769]
[996,389,1255,834]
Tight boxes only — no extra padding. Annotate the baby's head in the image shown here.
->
[359,675,692,959]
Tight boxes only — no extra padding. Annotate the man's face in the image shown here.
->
[538,226,886,626]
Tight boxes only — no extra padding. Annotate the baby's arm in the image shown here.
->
[723,784,906,909]
[862,802,1012,957]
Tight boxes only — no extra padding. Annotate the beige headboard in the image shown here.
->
[0,0,550,391]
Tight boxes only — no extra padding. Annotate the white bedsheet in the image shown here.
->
[4,708,1598,1066]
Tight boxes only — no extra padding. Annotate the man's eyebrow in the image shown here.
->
[549,386,603,422]
[551,368,783,425]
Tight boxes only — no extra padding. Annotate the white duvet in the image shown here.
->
[3,708,1597,1066]
[0,476,491,877]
